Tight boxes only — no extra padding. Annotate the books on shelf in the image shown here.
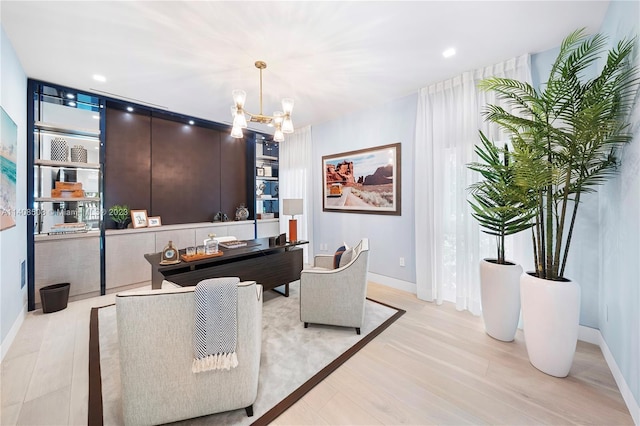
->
[48,222,88,235]
[219,240,248,249]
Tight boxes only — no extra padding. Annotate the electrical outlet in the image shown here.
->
[399,257,405,267]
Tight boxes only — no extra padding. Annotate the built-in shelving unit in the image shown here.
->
[28,80,106,310]
[26,79,272,311]
[254,140,281,238]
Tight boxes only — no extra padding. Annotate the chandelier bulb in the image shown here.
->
[282,98,294,114]
[274,128,284,142]
[282,116,294,134]
[232,90,246,108]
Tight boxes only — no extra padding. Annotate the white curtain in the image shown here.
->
[279,125,313,263]
[414,54,532,315]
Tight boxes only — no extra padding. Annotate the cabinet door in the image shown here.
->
[104,108,151,228]
[106,233,154,290]
[151,118,221,224]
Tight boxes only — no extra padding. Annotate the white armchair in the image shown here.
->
[116,279,262,425]
[300,238,370,334]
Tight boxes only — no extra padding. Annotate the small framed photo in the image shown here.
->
[256,167,265,177]
[147,216,162,227]
[130,210,148,228]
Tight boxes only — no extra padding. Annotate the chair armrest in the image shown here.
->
[314,254,334,269]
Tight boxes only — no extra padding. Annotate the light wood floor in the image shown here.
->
[274,283,633,425]
[0,282,632,425]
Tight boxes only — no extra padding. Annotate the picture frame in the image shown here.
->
[322,142,401,215]
[130,210,148,228]
[0,107,17,232]
[147,216,162,227]
[256,167,265,177]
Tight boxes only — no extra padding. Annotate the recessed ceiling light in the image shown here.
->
[442,48,456,58]
[126,106,134,112]
[93,74,106,82]
[66,93,75,99]
[188,120,194,125]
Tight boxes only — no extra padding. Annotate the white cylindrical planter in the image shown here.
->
[480,259,522,342]
[520,273,580,377]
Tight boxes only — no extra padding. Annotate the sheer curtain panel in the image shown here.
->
[279,125,313,263]
[414,54,531,314]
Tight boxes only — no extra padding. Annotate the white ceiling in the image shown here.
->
[1,1,610,134]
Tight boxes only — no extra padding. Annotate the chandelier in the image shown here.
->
[230,61,294,142]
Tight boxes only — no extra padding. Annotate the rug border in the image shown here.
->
[87,298,405,426]
[251,297,405,425]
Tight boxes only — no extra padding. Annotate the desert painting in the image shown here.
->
[323,143,401,215]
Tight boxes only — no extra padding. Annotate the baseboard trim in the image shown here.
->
[0,302,27,362]
[578,325,600,345]
[579,325,639,424]
[367,272,416,294]
[598,332,640,425]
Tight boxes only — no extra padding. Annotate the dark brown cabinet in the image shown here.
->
[104,107,248,226]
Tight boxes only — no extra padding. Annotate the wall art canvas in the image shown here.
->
[1,107,17,231]
[322,142,401,215]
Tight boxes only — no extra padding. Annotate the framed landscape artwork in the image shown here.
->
[0,107,17,231]
[322,142,401,215]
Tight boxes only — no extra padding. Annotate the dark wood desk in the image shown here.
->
[144,238,307,296]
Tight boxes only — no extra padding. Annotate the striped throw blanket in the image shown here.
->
[192,277,239,373]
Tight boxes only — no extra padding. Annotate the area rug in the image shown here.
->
[88,281,404,425]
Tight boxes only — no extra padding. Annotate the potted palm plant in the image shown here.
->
[480,29,638,376]
[468,131,535,342]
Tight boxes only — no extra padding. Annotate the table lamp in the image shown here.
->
[283,199,303,242]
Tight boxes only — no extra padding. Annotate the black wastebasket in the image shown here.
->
[39,283,70,313]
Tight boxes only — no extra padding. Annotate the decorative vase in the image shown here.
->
[235,204,249,221]
[51,138,68,162]
[520,272,580,377]
[479,259,522,342]
[70,145,87,163]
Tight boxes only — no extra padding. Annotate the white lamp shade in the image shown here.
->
[282,117,294,134]
[232,89,246,107]
[230,125,243,139]
[281,98,294,114]
[233,112,248,129]
[283,199,303,216]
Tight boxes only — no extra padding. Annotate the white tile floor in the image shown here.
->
[1,291,118,426]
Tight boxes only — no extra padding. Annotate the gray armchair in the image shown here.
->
[116,279,262,425]
[300,238,370,334]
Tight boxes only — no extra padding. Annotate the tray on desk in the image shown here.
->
[180,251,224,262]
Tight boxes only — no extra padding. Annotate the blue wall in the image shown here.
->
[518,2,639,408]
[597,0,640,410]
[0,25,28,357]
[311,93,418,290]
